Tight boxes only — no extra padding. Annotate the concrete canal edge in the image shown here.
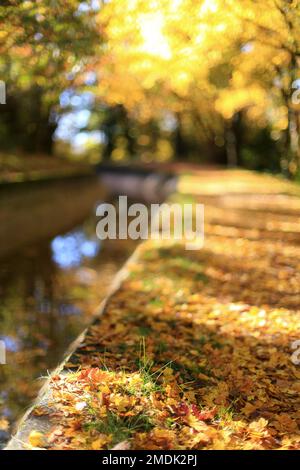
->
[5,244,144,450]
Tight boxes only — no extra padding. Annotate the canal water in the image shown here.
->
[0,176,137,447]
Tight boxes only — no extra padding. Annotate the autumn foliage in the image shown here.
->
[0,1,299,170]
[95,0,300,170]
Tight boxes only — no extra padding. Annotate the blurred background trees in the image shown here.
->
[0,0,299,176]
[0,0,99,155]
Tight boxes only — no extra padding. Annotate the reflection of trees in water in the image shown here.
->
[0,240,86,435]
[0,243,57,435]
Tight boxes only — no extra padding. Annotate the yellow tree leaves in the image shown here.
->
[94,0,300,143]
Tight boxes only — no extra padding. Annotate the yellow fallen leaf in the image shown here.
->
[99,384,110,394]
[112,395,133,412]
[28,430,46,448]
[91,437,106,450]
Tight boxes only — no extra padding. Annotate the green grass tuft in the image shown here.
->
[84,412,154,446]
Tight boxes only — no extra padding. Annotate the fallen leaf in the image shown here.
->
[28,430,46,448]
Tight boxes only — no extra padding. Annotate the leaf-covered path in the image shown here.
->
[14,169,300,450]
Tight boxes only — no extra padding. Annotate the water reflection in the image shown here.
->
[51,230,101,269]
[0,337,19,353]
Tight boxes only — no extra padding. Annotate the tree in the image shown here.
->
[93,0,300,172]
[0,0,100,155]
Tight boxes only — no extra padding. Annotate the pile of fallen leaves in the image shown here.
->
[27,170,300,450]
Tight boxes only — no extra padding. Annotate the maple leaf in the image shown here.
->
[77,368,108,383]
[91,435,111,450]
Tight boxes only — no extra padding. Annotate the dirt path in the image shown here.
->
[8,169,300,450]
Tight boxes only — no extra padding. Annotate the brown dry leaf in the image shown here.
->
[241,403,257,416]
[274,414,299,433]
